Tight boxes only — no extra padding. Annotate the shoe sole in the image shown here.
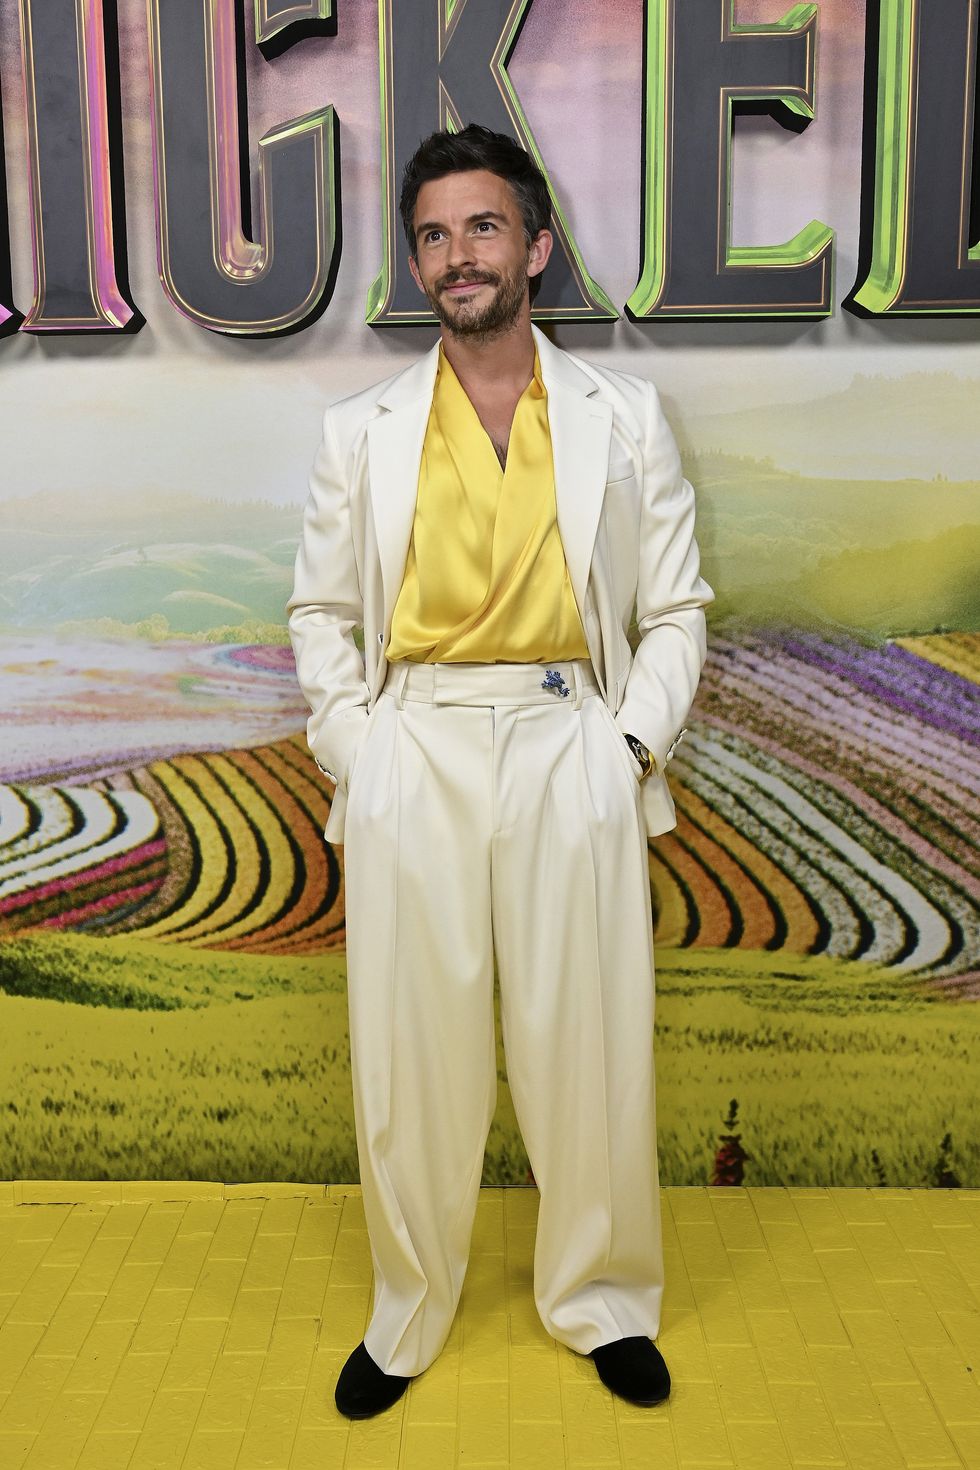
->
[335,1385,410,1419]
[619,1389,670,1407]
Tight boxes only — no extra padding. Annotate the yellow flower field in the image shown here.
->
[0,940,975,1187]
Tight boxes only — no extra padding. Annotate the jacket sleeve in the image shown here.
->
[614,380,714,772]
[286,406,370,788]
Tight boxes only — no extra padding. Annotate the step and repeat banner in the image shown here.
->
[0,0,977,1187]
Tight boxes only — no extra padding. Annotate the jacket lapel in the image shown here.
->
[532,325,612,630]
[366,341,441,631]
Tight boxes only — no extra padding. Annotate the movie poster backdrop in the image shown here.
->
[0,0,977,1187]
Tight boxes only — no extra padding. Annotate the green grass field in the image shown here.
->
[1,936,975,1188]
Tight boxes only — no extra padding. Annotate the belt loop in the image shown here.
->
[391,661,409,709]
[572,660,584,710]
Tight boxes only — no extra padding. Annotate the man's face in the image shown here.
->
[409,169,551,341]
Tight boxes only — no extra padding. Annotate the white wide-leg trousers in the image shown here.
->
[342,659,664,1378]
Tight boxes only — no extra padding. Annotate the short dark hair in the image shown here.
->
[399,124,551,300]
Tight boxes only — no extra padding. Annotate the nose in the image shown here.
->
[445,232,476,270]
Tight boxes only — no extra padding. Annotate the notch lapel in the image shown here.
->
[366,342,441,634]
[533,326,612,629]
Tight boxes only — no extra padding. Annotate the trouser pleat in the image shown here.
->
[344,695,498,1376]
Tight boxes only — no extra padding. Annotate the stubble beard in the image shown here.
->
[427,258,530,344]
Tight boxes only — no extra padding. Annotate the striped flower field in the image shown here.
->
[652,631,979,989]
[1,630,977,991]
[1,628,977,1185]
[0,738,343,954]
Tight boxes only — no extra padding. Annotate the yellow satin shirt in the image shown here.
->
[385,346,589,664]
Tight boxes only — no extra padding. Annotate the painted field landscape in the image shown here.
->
[1,627,977,1188]
[1,0,978,1194]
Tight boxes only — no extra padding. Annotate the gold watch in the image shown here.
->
[624,733,656,781]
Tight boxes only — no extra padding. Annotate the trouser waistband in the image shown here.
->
[383,659,600,708]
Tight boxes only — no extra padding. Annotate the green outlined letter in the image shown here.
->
[368,0,617,327]
[847,0,980,316]
[628,0,834,321]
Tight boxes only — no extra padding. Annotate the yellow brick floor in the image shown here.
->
[0,1184,978,1469]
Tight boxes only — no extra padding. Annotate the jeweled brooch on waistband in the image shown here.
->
[541,669,570,698]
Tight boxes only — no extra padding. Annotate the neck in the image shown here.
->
[440,312,536,395]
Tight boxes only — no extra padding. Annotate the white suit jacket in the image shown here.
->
[288,323,714,845]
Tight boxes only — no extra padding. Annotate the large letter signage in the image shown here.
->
[848,0,980,315]
[17,0,138,333]
[0,64,19,337]
[1,1,979,335]
[367,0,617,326]
[254,0,336,59]
[147,0,340,335]
[628,0,835,320]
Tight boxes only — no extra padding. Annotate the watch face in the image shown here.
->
[624,733,652,780]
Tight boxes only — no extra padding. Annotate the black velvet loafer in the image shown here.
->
[334,1341,411,1419]
[589,1336,671,1406]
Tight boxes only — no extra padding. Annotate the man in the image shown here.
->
[288,124,713,1421]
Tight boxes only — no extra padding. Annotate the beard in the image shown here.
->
[425,258,529,342]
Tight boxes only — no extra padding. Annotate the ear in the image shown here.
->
[527,228,554,281]
[408,255,426,294]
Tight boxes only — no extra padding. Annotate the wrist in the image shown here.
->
[623,732,656,781]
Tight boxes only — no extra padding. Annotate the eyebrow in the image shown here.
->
[415,210,509,236]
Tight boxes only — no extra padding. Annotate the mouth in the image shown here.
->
[442,278,493,296]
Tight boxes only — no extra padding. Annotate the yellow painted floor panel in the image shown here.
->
[0,1185,978,1469]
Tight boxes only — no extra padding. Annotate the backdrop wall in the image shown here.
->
[0,0,977,1188]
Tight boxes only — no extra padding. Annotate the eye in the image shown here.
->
[475,221,495,232]
[423,230,443,244]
